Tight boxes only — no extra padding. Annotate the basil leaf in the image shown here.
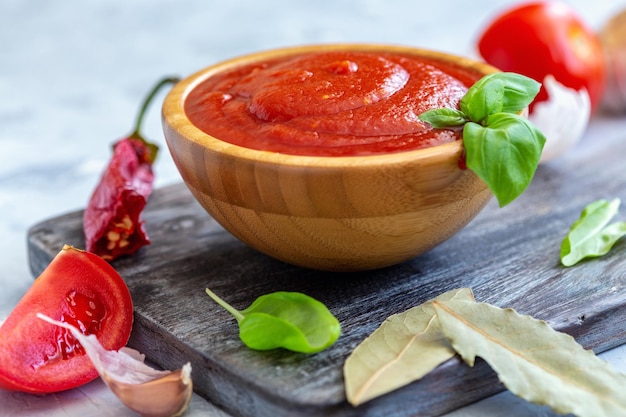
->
[418,72,544,207]
[205,289,341,353]
[560,199,626,267]
[461,73,541,123]
[460,76,505,123]
[418,108,468,128]
[495,72,541,113]
[463,113,546,207]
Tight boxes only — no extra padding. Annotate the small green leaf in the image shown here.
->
[495,72,541,113]
[461,73,541,123]
[205,289,341,354]
[561,199,626,267]
[419,108,468,128]
[460,76,505,123]
[463,113,545,207]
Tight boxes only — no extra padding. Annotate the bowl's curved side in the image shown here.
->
[163,121,492,270]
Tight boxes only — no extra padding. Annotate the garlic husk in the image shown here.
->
[600,8,626,114]
[529,75,590,163]
[38,313,192,417]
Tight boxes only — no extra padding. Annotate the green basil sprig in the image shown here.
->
[205,288,341,354]
[419,72,546,207]
[560,198,626,267]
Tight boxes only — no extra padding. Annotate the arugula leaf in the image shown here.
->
[560,199,626,267]
[418,72,545,207]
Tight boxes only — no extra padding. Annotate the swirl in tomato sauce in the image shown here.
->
[185,51,483,156]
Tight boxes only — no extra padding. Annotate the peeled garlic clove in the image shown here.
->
[37,313,192,417]
[103,363,192,417]
[599,8,626,114]
[529,75,590,163]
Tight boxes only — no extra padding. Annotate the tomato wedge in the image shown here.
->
[0,245,133,393]
[477,1,605,113]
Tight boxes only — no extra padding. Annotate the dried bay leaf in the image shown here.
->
[343,288,474,406]
[433,300,626,417]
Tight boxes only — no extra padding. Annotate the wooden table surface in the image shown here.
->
[27,115,626,416]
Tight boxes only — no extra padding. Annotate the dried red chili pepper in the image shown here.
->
[83,77,179,261]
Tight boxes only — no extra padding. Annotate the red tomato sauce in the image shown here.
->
[185,51,483,156]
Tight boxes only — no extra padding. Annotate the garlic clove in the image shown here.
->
[103,363,192,417]
[529,75,590,163]
[37,313,192,417]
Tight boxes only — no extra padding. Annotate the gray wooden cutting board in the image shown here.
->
[27,126,626,417]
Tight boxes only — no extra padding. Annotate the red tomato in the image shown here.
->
[477,1,605,113]
[0,245,133,393]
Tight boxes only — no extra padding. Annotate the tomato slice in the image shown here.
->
[477,1,605,113]
[0,245,133,393]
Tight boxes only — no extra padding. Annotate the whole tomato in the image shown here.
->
[477,1,605,113]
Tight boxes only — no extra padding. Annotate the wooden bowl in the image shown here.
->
[162,44,497,271]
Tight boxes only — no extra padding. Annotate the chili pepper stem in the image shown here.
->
[205,288,245,322]
[129,77,181,139]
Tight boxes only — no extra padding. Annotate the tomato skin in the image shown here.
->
[477,1,605,113]
[0,245,133,393]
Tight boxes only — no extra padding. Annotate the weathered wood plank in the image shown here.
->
[27,125,626,417]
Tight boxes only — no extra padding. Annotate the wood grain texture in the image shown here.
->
[162,44,497,271]
[27,124,626,417]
